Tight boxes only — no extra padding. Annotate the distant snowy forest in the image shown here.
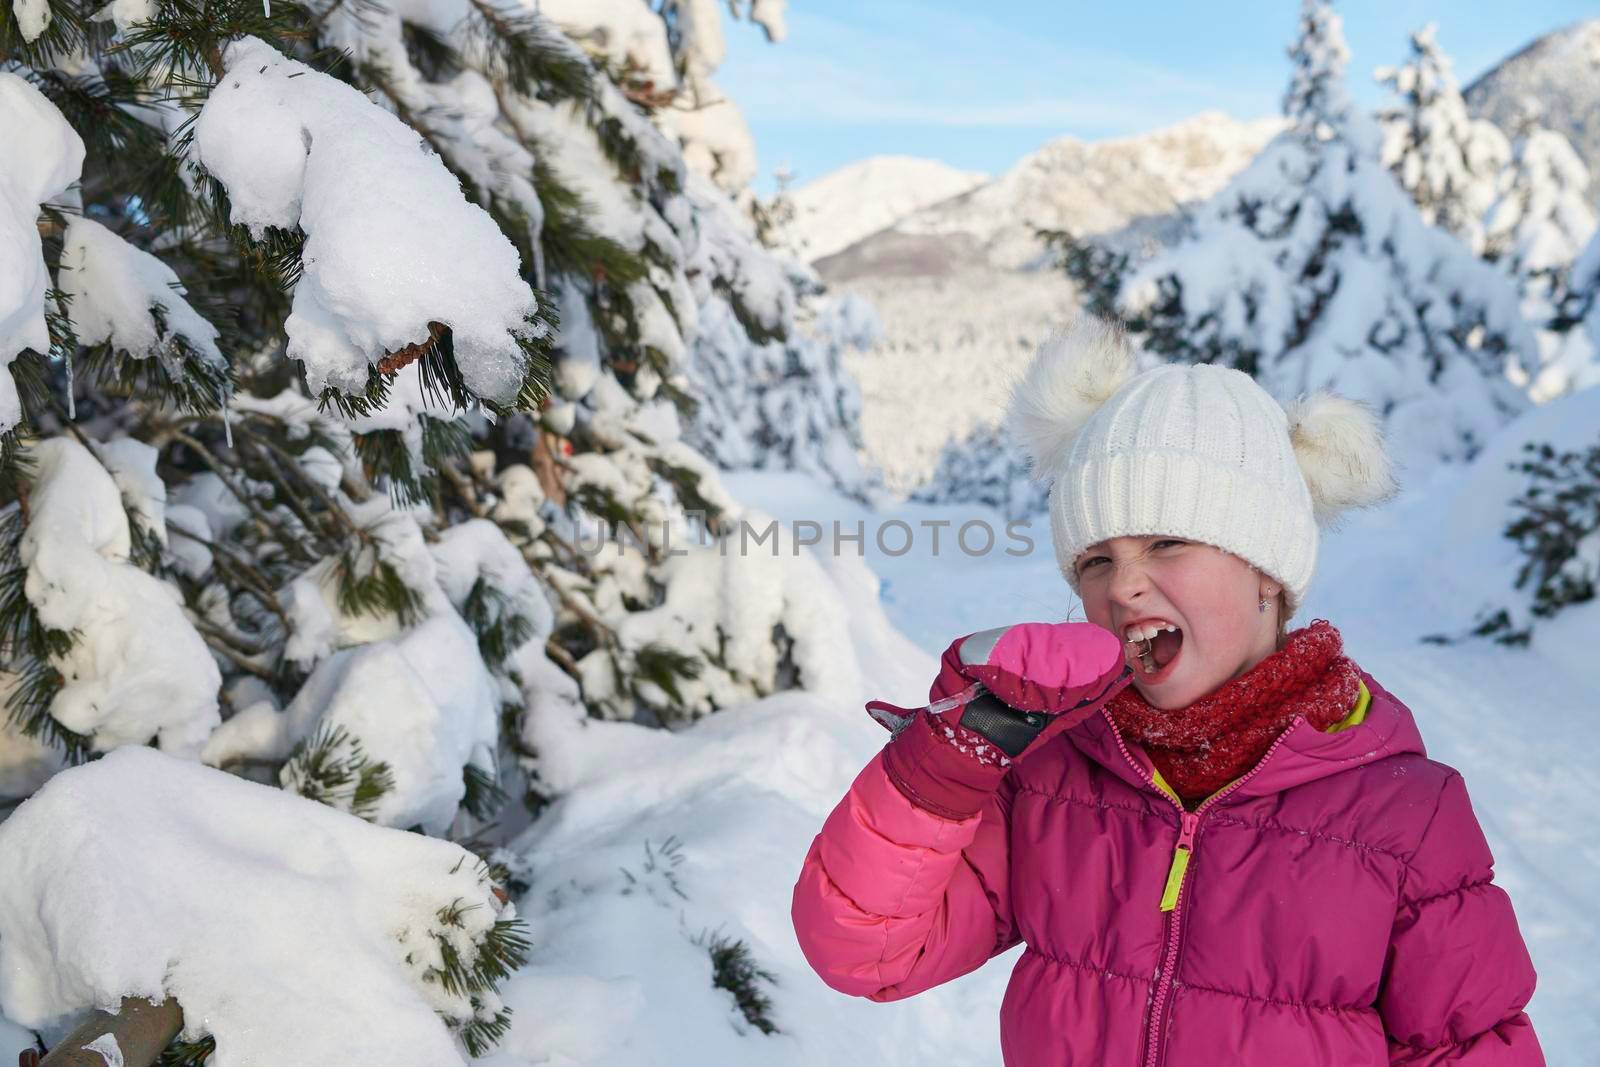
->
[0,1,1596,1065]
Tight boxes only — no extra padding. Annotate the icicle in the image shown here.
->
[263,0,270,14]
[64,350,75,420]
[220,383,234,449]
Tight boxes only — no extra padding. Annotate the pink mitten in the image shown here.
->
[870,621,1130,736]
[951,621,1129,718]
[867,622,1132,818]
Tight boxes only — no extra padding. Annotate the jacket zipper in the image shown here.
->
[1103,712,1306,1067]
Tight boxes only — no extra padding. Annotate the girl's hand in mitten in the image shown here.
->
[951,620,1129,715]
[866,622,1132,820]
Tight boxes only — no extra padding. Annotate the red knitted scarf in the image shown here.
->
[1105,618,1361,805]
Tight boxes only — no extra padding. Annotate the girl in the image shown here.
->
[790,317,1542,1065]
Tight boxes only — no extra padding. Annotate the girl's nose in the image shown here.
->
[1106,558,1155,600]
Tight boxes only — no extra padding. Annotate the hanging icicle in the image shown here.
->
[220,382,234,449]
[64,351,75,420]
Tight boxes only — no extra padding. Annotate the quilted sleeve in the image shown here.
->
[1380,773,1544,1065]
[790,734,1020,1002]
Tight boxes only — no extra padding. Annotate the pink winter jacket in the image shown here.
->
[792,653,1542,1065]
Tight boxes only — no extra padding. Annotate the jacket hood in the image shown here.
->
[1063,667,1425,803]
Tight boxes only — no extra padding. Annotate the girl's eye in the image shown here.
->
[1077,540,1185,573]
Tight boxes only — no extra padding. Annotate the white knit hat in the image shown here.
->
[1007,316,1399,620]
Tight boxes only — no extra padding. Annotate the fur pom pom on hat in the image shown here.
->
[1006,316,1399,619]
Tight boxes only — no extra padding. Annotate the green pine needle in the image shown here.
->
[281,722,395,820]
[156,1033,216,1066]
[460,578,536,670]
[331,548,426,627]
[461,761,508,822]
[691,928,781,1036]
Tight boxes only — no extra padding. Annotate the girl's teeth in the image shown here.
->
[1125,623,1178,643]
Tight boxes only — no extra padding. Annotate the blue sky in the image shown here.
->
[718,1,1592,194]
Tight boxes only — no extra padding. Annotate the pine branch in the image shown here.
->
[460,761,507,822]
[643,457,724,530]
[532,159,649,286]
[460,577,536,670]
[280,721,395,820]
[228,425,352,550]
[108,0,308,87]
[314,315,552,424]
[28,66,164,164]
[631,642,702,713]
[76,319,236,418]
[330,543,426,627]
[169,430,320,565]
[462,0,594,102]
[164,519,290,626]
[156,1034,216,1066]
[187,614,278,681]
[690,927,781,1036]
[425,895,530,1055]
[0,503,91,762]
[0,0,100,69]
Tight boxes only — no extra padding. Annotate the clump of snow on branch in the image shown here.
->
[193,36,542,403]
[58,217,225,367]
[19,439,220,756]
[279,492,449,668]
[278,613,500,833]
[544,0,786,196]
[0,746,515,1065]
[0,73,84,432]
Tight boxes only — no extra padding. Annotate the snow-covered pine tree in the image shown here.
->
[1375,22,1511,255]
[0,0,867,1058]
[1484,100,1600,401]
[1485,100,1597,307]
[908,422,1048,524]
[1114,0,1537,477]
[1551,223,1600,396]
[540,2,881,503]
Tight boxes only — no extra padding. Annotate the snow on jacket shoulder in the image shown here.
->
[790,669,1544,1066]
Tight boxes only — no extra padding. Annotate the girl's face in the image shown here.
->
[1073,535,1281,710]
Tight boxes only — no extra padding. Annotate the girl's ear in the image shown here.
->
[1284,391,1400,530]
[1007,315,1138,487]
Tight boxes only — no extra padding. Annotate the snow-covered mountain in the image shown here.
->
[788,156,988,261]
[1466,18,1600,204]
[818,111,1284,277]
[891,110,1286,270]
[811,111,1283,496]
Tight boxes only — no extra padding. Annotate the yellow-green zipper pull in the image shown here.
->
[1159,812,1200,912]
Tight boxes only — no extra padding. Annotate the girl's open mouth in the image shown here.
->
[1132,627,1183,684]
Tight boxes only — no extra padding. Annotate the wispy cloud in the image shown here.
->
[720,4,1275,136]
